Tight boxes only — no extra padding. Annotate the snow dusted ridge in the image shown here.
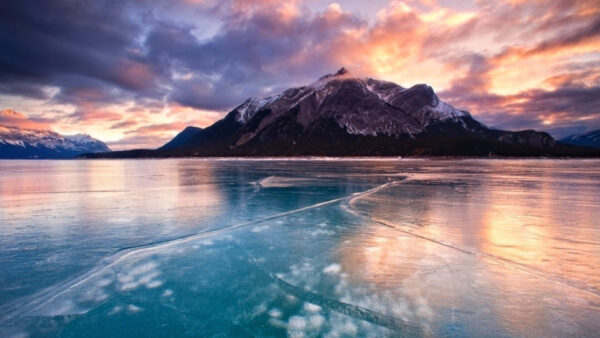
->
[560,129,600,148]
[0,125,110,158]
[105,68,564,157]
[235,96,280,123]
[232,67,470,137]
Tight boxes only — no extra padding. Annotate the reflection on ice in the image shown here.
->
[1,159,599,336]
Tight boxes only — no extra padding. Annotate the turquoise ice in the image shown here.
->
[1,159,599,337]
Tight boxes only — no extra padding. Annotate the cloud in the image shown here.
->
[440,57,600,137]
[145,2,366,109]
[125,122,192,135]
[0,1,164,102]
[67,108,123,123]
[110,120,140,130]
[106,134,173,150]
[0,109,55,130]
[0,0,599,146]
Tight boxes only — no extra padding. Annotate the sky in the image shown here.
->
[0,0,599,149]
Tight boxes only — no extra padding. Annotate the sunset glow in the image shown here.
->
[1,0,599,149]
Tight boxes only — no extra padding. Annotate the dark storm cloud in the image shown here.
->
[0,0,166,104]
[143,5,363,109]
[0,0,364,112]
[1,0,599,142]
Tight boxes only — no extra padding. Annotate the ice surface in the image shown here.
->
[1,159,600,336]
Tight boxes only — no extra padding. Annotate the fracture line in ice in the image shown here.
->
[343,181,600,298]
[246,256,421,335]
[0,179,404,324]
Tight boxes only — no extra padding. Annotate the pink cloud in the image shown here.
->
[0,109,54,130]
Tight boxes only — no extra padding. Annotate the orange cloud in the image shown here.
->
[126,122,192,135]
[3,0,600,146]
[0,109,53,130]
[84,103,225,150]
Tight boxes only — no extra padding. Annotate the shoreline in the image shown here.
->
[2,156,600,161]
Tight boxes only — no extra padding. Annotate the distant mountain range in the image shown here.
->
[81,68,598,158]
[560,130,600,148]
[0,125,110,159]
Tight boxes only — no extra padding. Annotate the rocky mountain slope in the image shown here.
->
[84,68,598,158]
[0,125,110,159]
[560,130,600,148]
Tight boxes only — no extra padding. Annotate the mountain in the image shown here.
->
[560,130,600,148]
[84,68,599,158]
[160,126,203,150]
[0,125,110,159]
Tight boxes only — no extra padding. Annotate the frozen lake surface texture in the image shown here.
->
[0,159,599,337]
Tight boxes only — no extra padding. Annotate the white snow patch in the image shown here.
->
[108,306,123,315]
[430,100,468,121]
[268,317,288,329]
[127,304,142,313]
[251,225,269,232]
[252,303,268,317]
[258,176,307,188]
[308,315,325,330]
[145,280,164,289]
[118,261,161,291]
[268,308,283,318]
[303,302,322,313]
[236,96,280,123]
[286,294,298,304]
[323,264,342,275]
[288,316,308,335]
[311,229,335,237]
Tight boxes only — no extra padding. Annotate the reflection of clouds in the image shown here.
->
[0,160,227,319]
[251,225,270,232]
[475,164,600,291]
[337,225,457,332]
[0,160,225,233]
[476,173,600,337]
[3,160,600,337]
[483,203,548,262]
[344,162,600,336]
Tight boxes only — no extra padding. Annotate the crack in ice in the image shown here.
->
[343,177,600,298]
[0,179,404,325]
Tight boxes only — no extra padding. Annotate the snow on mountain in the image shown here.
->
[560,130,600,148]
[0,125,110,158]
[96,68,578,158]
[230,68,470,138]
[236,96,281,123]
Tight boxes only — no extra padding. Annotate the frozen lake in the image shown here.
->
[1,159,599,337]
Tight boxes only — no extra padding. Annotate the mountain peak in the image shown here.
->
[0,125,110,158]
[318,67,351,81]
[87,69,600,158]
[560,129,600,148]
[233,70,469,129]
[334,67,349,76]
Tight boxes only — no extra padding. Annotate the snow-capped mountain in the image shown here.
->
[85,68,599,157]
[560,130,600,148]
[233,67,471,138]
[0,125,110,159]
